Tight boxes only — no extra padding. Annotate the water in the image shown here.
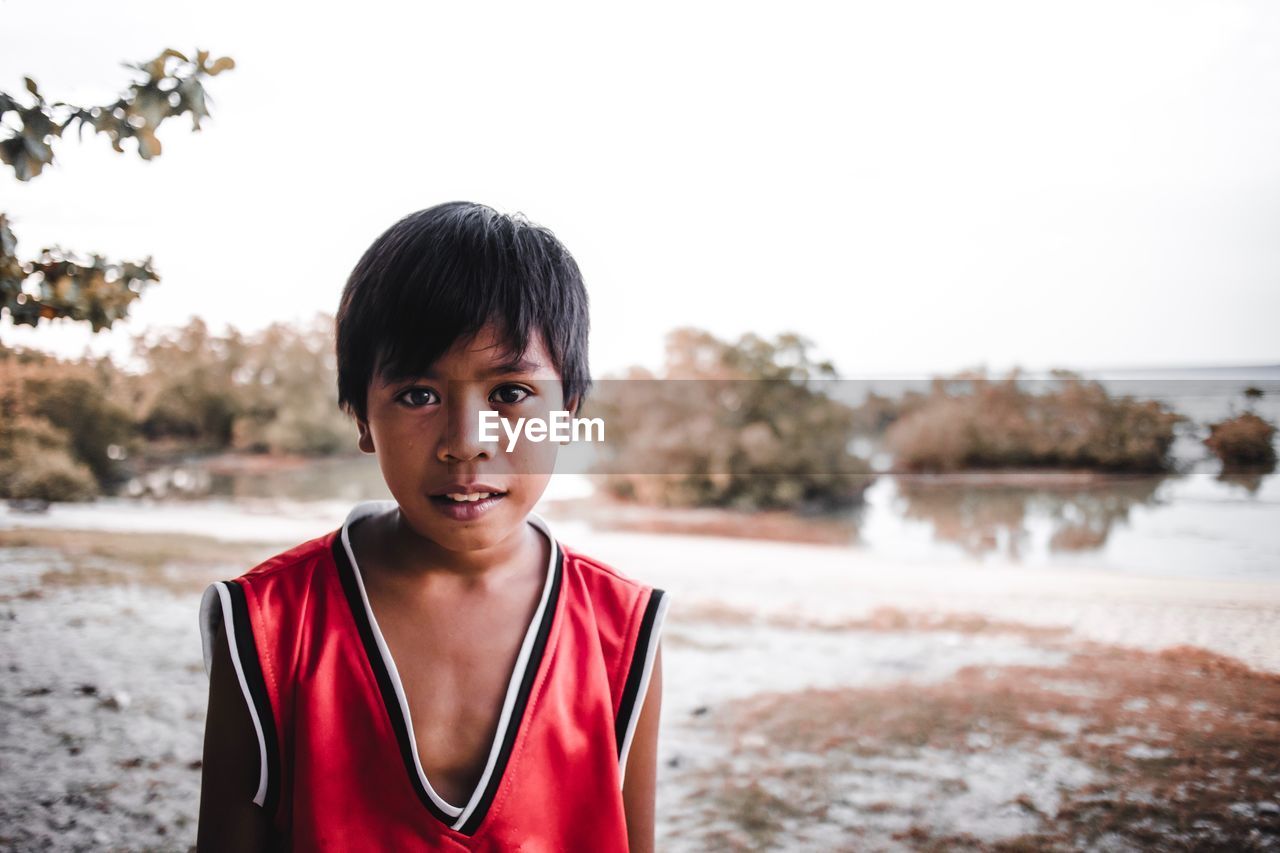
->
[844,365,1280,579]
[5,366,1277,581]
[859,470,1280,579]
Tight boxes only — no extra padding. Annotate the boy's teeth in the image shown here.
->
[446,492,492,502]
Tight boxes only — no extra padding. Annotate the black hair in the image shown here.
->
[335,201,591,424]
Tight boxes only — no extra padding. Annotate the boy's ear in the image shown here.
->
[356,418,375,454]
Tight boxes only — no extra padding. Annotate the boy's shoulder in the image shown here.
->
[553,535,669,722]
[235,529,337,588]
[557,538,650,591]
[555,537,659,634]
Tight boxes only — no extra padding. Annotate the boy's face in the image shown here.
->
[356,323,573,555]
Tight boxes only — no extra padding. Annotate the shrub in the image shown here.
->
[20,371,135,485]
[2,445,98,501]
[883,370,1185,473]
[0,348,130,500]
[0,413,99,501]
[1203,412,1277,469]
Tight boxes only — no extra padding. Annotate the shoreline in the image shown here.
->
[561,523,1280,675]
[3,511,1278,675]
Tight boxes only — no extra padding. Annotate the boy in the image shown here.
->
[196,202,669,851]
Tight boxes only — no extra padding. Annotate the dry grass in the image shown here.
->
[688,642,1280,850]
[673,602,1076,643]
[0,528,276,597]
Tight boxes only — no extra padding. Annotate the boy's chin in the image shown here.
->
[410,496,531,550]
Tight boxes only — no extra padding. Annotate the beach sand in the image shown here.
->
[1,517,1277,851]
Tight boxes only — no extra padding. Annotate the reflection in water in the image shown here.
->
[1216,470,1273,495]
[98,452,1280,580]
[893,475,1165,559]
[117,454,391,503]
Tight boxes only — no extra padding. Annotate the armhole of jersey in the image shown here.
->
[198,581,279,812]
[615,587,670,788]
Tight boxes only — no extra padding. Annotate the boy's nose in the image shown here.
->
[437,384,494,464]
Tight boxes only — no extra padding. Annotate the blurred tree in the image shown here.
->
[129,313,352,456]
[228,314,352,456]
[0,345,132,500]
[1,49,234,331]
[131,317,244,448]
[588,328,872,511]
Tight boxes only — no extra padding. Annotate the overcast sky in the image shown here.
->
[2,0,1278,377]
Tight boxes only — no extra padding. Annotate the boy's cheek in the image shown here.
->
[510,439,562,477]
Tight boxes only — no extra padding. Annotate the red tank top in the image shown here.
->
[199,501,670,851]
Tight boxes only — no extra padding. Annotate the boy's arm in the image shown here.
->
[197,620,277,852]
[622,641,663,853]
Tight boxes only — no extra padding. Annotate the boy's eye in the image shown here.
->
[394,385,530,407]
[490,385,531,405]
[397,387,439,408]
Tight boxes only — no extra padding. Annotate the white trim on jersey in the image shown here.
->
[618,591,670,788]
[338,498,558,831]
[199,581,271,807]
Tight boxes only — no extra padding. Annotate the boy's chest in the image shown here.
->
[364,575,545,805]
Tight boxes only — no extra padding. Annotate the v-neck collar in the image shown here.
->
[330,499,563,836]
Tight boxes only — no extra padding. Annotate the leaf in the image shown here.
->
[141,49,189,81]
[20,106,58,139]
[22,132,54,164]
[130,86,171,128]
[206,56,236,76]
[0,216,17,257]
[134,126,162,159]
[178,78,208,129]
[0,136,21,165]
[1,137,44,181]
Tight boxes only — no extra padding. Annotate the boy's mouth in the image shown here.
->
[427,483,508,520]
[429,482,507,501]
[438,491,501,502]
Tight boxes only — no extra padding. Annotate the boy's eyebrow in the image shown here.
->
[377,355,545,386]
[480,355,544,377]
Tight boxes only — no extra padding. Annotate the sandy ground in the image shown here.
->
[562,524,1280,850]
[562,522,1280,674]
[1,518,1278,851]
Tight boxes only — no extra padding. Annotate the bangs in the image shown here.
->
[336,202,591,421]
[369,257,539,388]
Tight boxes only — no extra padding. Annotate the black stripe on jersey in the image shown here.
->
[456,544,563,836]
[615,588,668,756]
[331,534,457,827]
[331,533,565,835]
[224,579,282,818]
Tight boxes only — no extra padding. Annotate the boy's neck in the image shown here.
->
[368,507,542,588]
